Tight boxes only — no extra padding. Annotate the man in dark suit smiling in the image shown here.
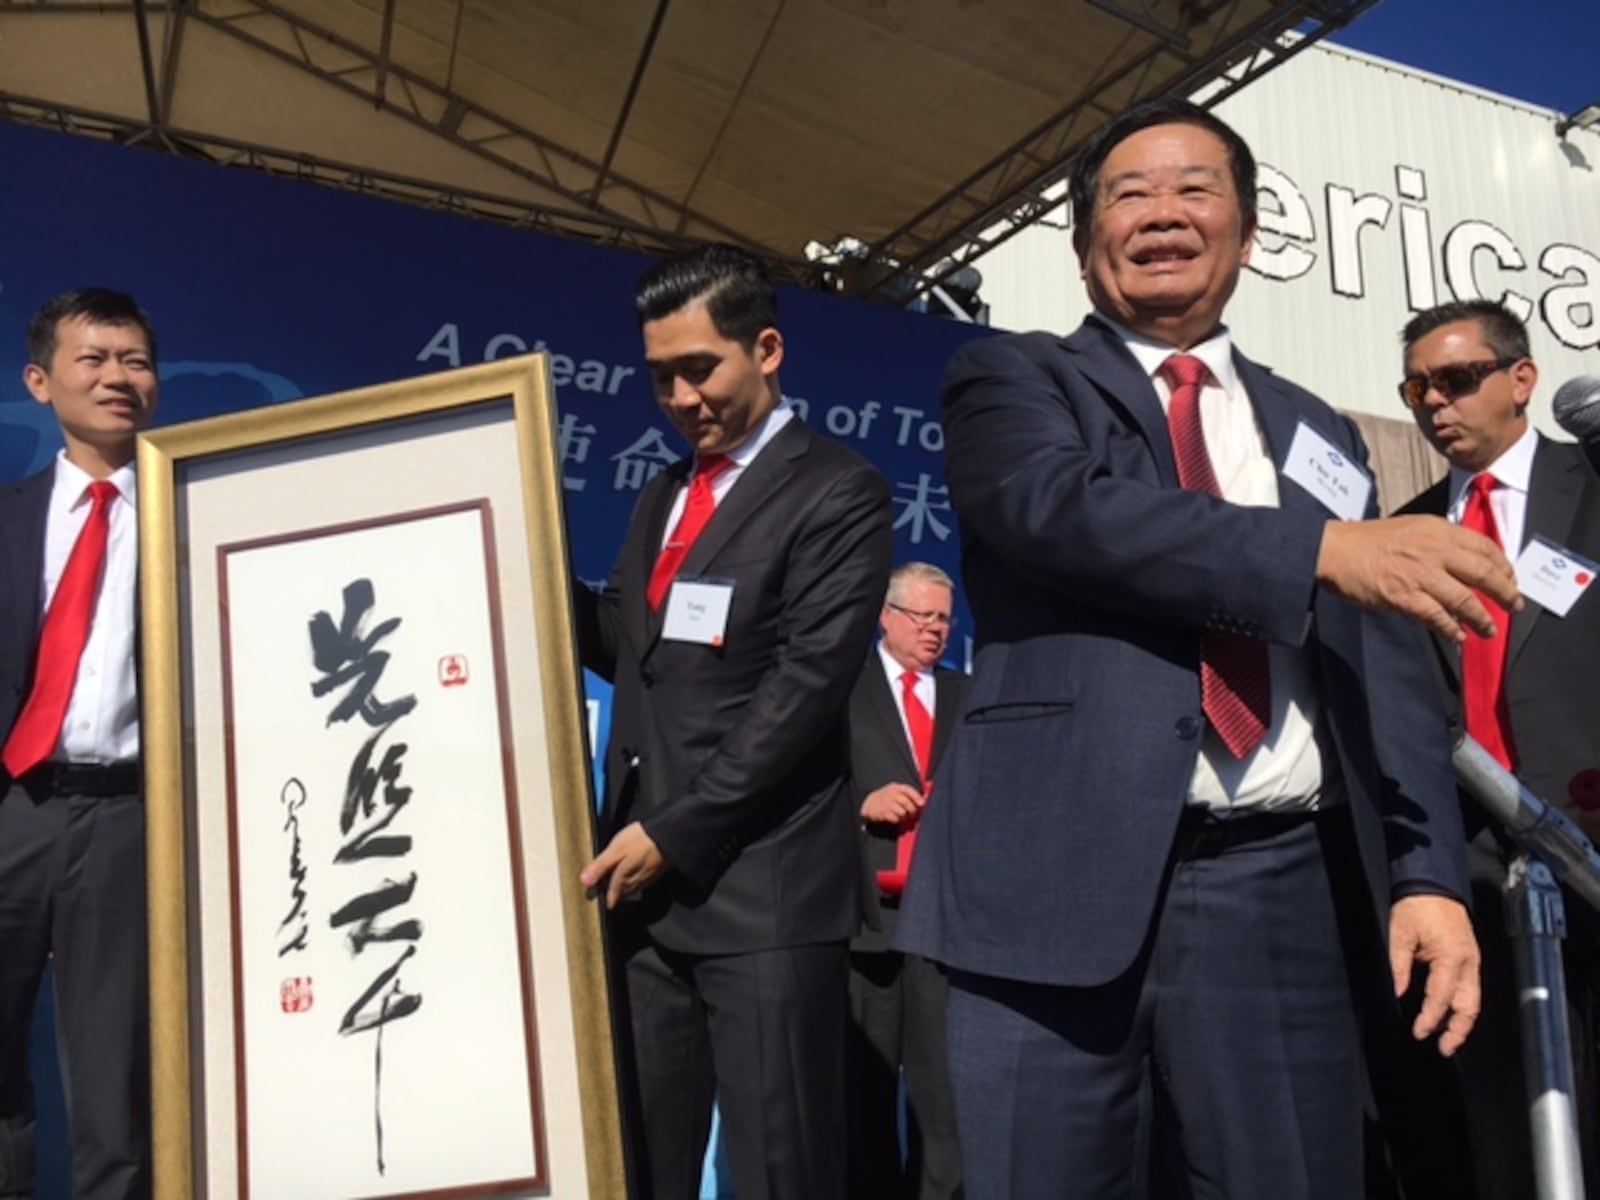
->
[895,100,1518,1200]
[574,243,892,1200]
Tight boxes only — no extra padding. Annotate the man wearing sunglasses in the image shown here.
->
[1378,298,1600,1200]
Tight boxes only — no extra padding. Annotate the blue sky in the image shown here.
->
[1329,0,1597,116]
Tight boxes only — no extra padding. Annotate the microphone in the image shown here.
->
[1553,375,1600,475]
[1453,734,1600,914]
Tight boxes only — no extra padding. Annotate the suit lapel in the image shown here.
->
[1063,318,1180,487]
[930,669,961,774]
[866,656,923,782]
[1234,355,1323,522]
[632,458,689,650]
[1407,477,1461,687]
[637,418,809,651]
[2,469,53,641]
[678,418,807,578]
[1508,435,1585,668]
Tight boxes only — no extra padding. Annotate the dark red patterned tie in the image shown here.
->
[1159,354,1271,760]
[3,480,118,777]
[878,670,934,898]
[1459,472,1516,769]
[647,454,732,611]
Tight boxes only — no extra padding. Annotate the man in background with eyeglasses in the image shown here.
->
[845,562,966,1200]
[1377,298,1600,1199]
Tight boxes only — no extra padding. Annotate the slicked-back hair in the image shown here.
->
[887,561,955,606]
[635,243,779,348]
[1068,98,1258,242]
[28,287,158,368]
[1401,298,1531,364]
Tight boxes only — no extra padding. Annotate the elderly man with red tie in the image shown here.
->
[1,288,159,1200]
[846,561,966,1200]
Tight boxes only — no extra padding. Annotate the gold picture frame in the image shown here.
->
[138,355,624,1199]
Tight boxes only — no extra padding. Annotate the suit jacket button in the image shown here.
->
[640,666,656,687]
[1175,717,1201,739]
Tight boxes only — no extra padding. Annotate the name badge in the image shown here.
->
[662,578,734,646]
[1281,421,1373,521]
[1514,535,1597,617]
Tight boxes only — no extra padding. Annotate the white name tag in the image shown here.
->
[1514,535,1597,618]
[662,578,735,646]
[1281,421,1373,521]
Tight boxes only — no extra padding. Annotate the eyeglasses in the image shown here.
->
[887,602,954,629]
[1397,357,1519,409]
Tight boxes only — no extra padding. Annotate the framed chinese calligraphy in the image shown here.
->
[137,356,626,1199]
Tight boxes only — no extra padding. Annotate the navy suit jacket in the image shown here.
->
[574,417,894,956]
[850,658,966,952]
[0,467,54,749]
[895,318,1469,988]
[1399,435,1600,824]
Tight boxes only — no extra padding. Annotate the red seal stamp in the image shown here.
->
[280,976,314,1013]
[439,654,469,687]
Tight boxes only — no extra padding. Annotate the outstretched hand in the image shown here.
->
[1316,516,1520,643]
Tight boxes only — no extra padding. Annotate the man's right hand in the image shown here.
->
[1316,516,1521,644]
[860,782,925,827]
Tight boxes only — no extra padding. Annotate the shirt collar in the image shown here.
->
[700,399,795,473]
[1097,315,1239,395]
[877,640,929,687]
[52,451,137,510]
[1446,423,1536,510]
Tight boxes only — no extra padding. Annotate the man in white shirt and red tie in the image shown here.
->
[573,243,892,1200]
[1379,298,1600,1199]
[1,288,159,1200]
[846,561,966,1200]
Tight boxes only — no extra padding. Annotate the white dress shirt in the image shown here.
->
[659,402,797,546]
[1106,320,1337,815]
[877,641,935,756]
[40,453,141,764]
[1443,422,1536,554]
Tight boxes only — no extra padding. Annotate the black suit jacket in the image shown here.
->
[896,318,1469,988]
[849,658,966,952]
[1399,435,1600,825]
[574,417,894,955]
[0,468,54,748]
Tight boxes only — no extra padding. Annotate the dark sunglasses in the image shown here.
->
[1397,357,1519,409]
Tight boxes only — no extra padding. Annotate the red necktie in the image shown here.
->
[3,480,119,777]
[647,454,732,611]
[879,670,934,898]
[1159,354,1271,760]
[1460,472,1516,769]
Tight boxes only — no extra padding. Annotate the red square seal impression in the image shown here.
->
[280,976,314,1013]
[439,654,469,688]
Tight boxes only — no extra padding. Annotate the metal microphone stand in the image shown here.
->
[1453,735,1600,1200]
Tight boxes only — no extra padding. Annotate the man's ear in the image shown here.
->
[23,363,52,407]
[756,327,784,377]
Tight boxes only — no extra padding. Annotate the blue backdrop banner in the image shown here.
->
[1,119,992,1199]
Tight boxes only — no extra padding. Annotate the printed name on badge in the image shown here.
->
[1281,421,1373,521]
[662,578,735,646]
[1514,535,1597,618]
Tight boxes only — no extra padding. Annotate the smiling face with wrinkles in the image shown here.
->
[1074,121,1255,350]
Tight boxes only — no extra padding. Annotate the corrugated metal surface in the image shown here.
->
[977,42,1600,452]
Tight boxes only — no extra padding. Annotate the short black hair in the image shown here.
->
[1068,98,1258,241]
[28,288,158,368]
[1401,298,1530,363]
[635,243,778,347]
